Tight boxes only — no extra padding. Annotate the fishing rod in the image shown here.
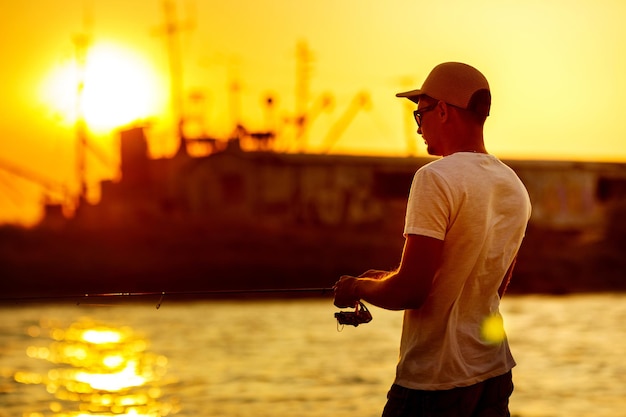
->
[0,288,373,326]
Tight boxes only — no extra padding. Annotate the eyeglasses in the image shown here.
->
[413,103,438,127]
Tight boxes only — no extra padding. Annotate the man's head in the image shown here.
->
[396,62,491,156]
[396,62,491,119]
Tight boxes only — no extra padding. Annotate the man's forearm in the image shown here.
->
[334,235,442,311]
[355,273,429,311]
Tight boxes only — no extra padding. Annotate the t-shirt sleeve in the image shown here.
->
[403,167,450,240]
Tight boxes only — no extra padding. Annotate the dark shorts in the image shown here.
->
[381,371,514,417]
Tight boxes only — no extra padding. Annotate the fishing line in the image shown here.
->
[0,287,335,309]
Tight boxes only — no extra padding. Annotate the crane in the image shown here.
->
[319,92,371,154]
[154,0,195,155]
[0,158,69,204]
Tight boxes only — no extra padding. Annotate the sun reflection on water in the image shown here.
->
[15,318,179,417]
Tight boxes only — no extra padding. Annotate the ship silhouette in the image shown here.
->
[2,122,626,300]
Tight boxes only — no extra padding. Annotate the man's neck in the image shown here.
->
[443,140,487,156]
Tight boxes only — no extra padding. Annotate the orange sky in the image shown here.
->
[1,0,626,226]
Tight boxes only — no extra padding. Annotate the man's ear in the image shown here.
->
[437,101,449,122]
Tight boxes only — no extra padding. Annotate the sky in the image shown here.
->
[1,0,626,226]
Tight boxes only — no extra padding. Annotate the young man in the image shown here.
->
[333,62,532,417]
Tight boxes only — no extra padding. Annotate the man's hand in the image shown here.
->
[333,275,360,308]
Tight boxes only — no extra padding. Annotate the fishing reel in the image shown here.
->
[335,301,372,327]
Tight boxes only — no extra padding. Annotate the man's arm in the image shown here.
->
[498,255,517,298]
[333,234,443,311]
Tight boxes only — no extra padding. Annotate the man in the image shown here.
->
[333,62,532,417]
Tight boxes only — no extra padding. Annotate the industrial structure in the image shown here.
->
[2,1,626,298]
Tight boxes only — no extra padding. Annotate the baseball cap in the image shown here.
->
[396,62,491,117]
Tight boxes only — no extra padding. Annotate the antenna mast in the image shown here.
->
[295,41,313,152]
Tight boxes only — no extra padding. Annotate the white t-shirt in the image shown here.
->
[397,152,531,390]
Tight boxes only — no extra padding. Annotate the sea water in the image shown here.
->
[0,294,624,417]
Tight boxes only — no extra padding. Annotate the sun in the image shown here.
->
[41,42,167,133]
